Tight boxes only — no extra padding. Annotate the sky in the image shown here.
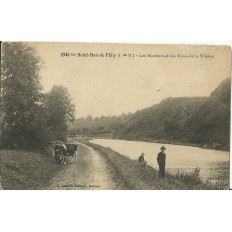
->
[29,42,231,118]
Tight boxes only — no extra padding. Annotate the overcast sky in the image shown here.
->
[29,42,231,118]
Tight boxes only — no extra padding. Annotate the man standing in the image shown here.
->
[157,146,166,178]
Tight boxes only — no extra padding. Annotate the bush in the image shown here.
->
[175,168,201,186]
[175,168,229,189]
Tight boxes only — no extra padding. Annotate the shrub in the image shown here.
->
[175,168,201,185]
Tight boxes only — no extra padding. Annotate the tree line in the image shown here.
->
[0,42,75,148]
[69,113,134,138]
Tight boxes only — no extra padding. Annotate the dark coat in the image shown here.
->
[157,152,166,166]
[138,155,145,162]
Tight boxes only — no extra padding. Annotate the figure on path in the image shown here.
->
[157,146,166,178]
[54,141,67,164]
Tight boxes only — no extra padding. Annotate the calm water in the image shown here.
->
[91,139,230,183]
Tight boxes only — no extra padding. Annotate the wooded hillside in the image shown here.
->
[70,78,230,150]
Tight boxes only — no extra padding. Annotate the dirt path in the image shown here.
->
[48,142,128,190]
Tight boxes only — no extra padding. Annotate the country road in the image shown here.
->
[48,142,128,190]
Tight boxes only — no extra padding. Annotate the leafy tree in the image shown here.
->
[1,43,76,148]
[1,42,51,148]
[46,85,75,141]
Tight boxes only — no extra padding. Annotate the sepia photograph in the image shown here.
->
[0,42,231,190]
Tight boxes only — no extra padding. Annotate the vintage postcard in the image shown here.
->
[0,42,231,190]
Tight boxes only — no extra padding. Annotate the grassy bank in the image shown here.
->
[0,149,62,190]
[86,142,227,190]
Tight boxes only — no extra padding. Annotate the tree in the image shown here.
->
[46,85,75,141]
[1,42,51,148]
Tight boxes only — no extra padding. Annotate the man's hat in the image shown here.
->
[160,146,166,150]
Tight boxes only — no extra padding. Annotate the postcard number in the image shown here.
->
[61,52,70,57]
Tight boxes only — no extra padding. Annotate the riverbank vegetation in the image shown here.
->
[175,168,228,190]
[86,142,228,190]
[70,78,230,151]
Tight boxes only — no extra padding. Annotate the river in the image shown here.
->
[90,139,230,183]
